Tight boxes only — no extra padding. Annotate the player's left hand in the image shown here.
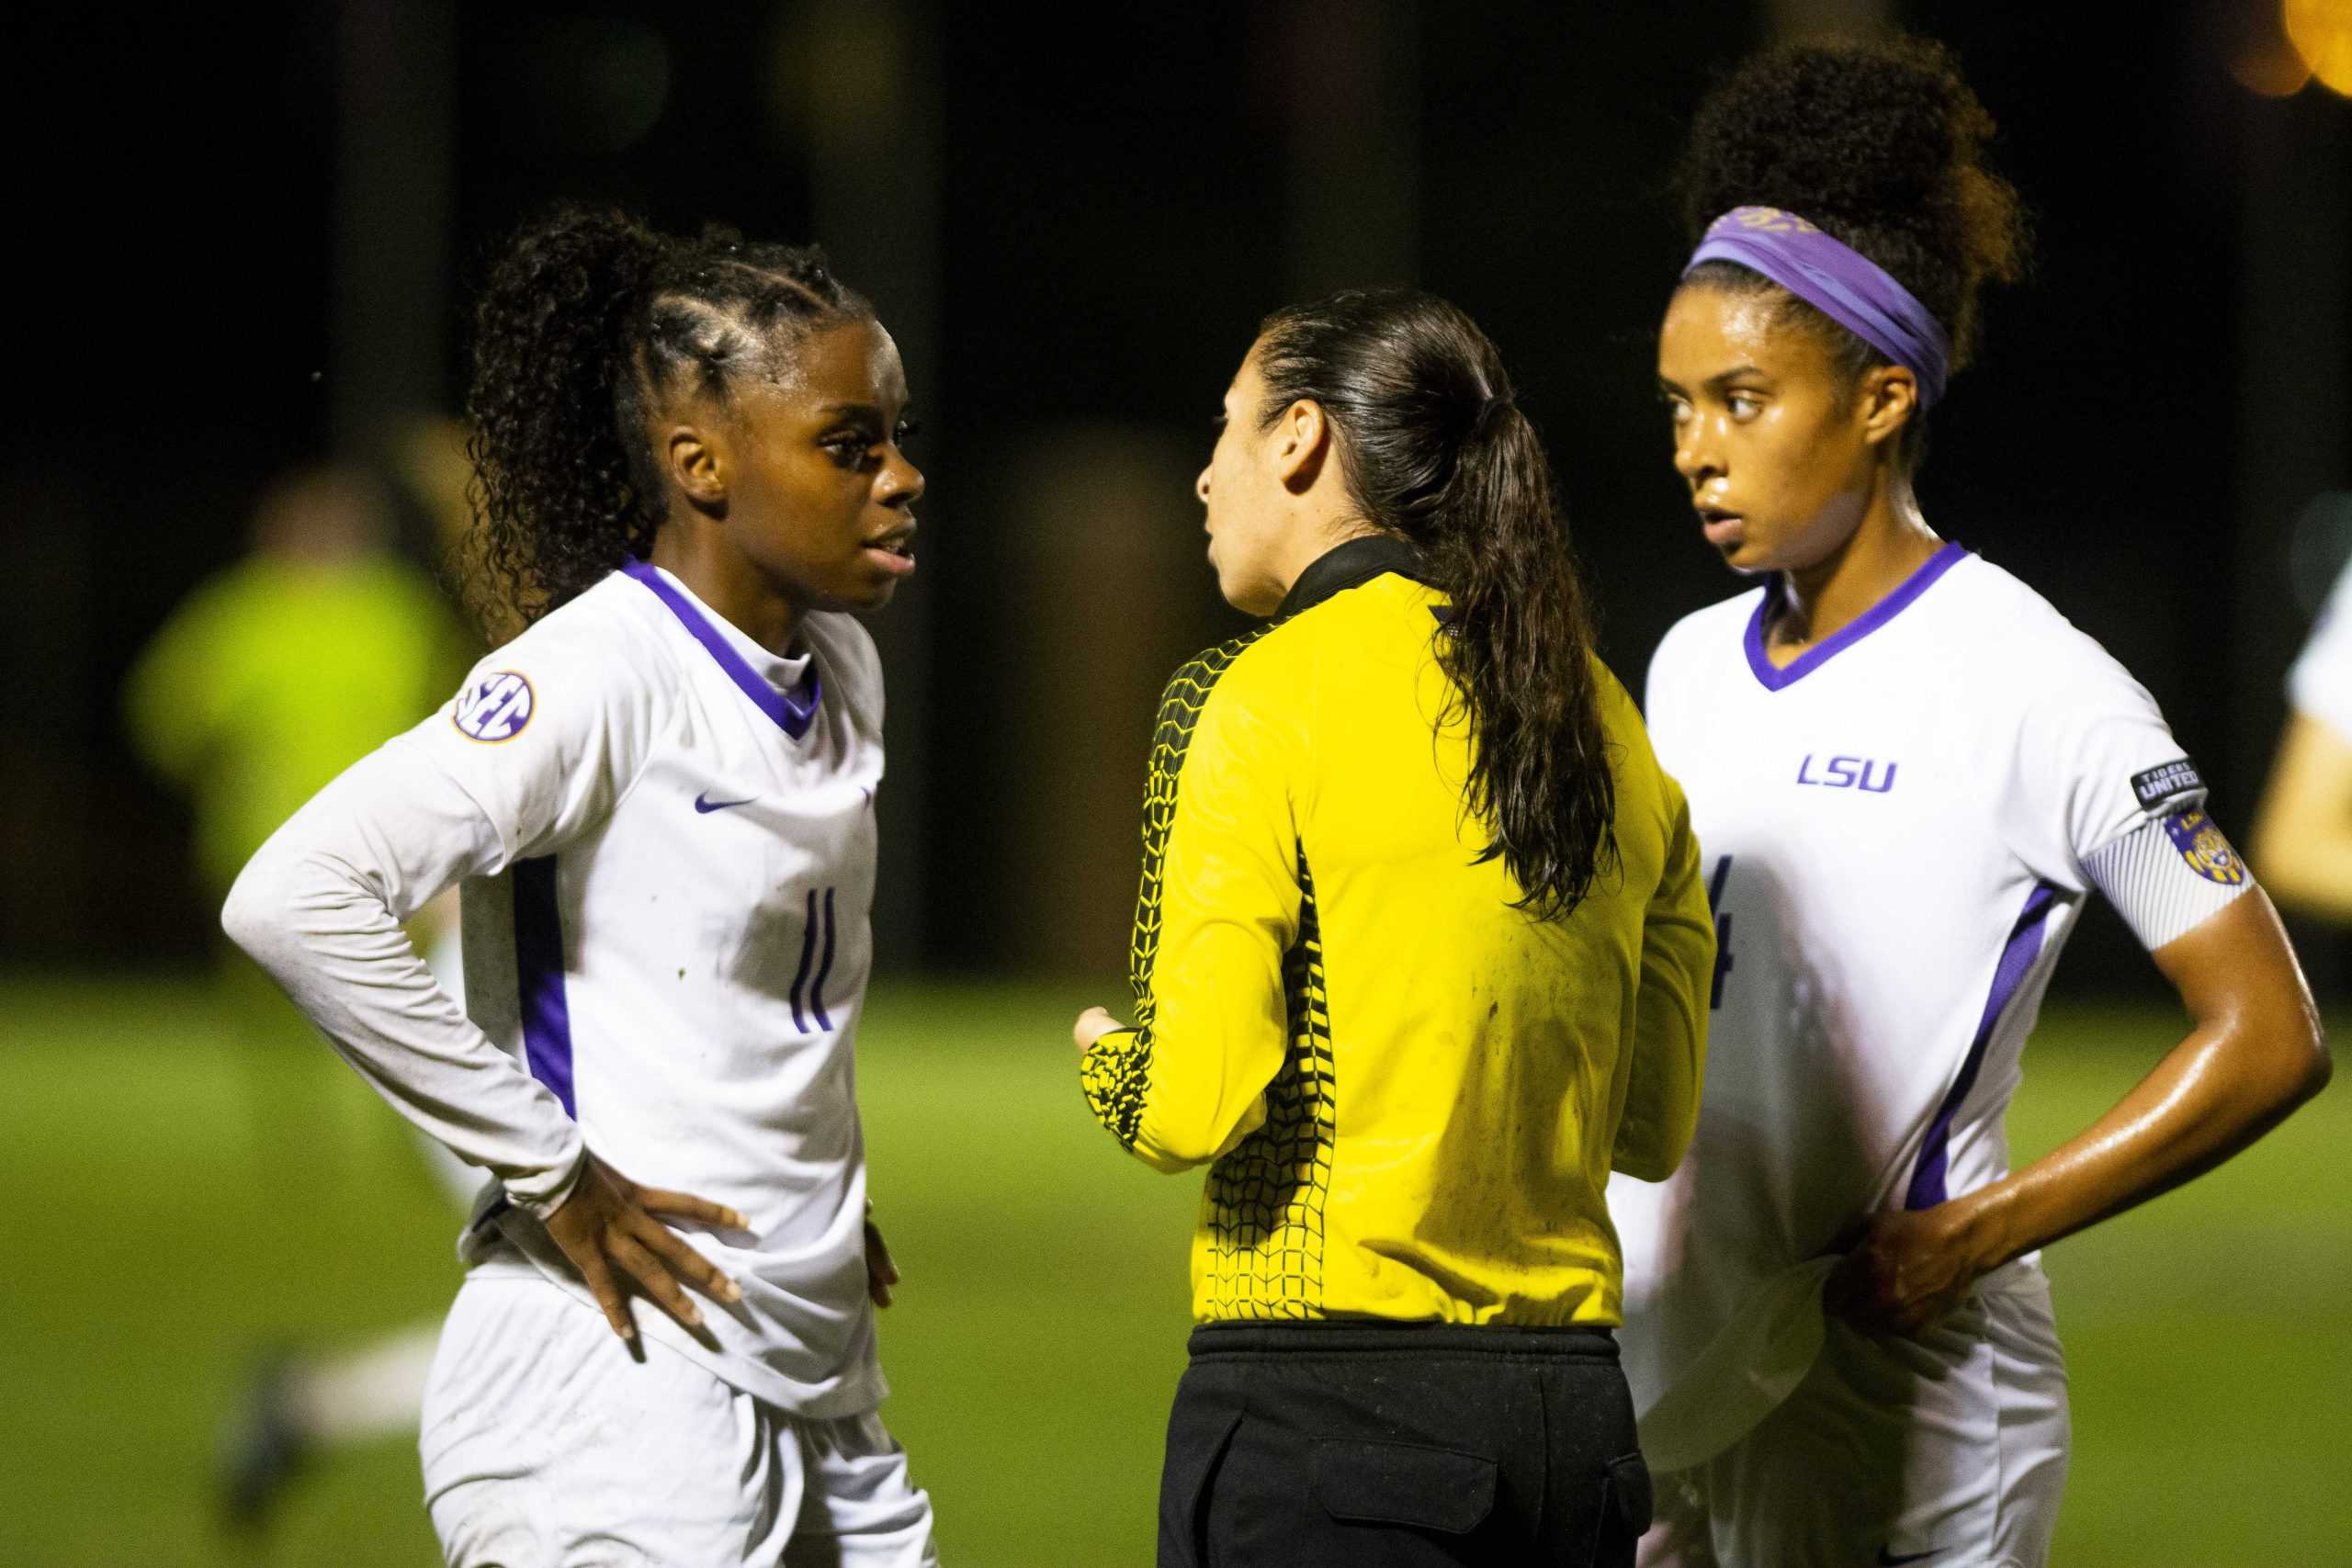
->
[1821,1204,1986,1336]
[864,1204,899,1309]
[1073,1006,1128,1051]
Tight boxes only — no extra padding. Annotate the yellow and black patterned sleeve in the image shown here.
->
[1080,631,1301,1174]
[1612,765,1713,1181]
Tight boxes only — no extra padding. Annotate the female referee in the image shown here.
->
[1614,39,2331,1567]
[222,207,938,1565]
[1076,289,1717,1566]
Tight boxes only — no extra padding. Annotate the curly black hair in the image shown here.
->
[1676,36,2029,449]
[460,206,870,637]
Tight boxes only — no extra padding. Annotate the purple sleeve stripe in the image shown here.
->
[1905,880,2062,1211]
[621,559,822,739]
[511,855,577,1120]
[1744,542,1970,692]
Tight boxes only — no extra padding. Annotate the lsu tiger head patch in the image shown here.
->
[2163,808,2245,886]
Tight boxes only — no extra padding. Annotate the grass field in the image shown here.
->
[1,976,2344,1566]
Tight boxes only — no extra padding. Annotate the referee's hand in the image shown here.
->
[545,1151,747,1344]
[1073,1006,1129,1051]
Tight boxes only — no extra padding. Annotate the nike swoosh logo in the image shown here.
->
[1879,1551,1938,1565]
[694,792,757,814]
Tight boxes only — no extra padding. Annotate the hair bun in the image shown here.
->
[1677,36,2027,371]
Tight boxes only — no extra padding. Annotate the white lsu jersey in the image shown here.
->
[226,560,889,1417]
[1606,543,2244,1450]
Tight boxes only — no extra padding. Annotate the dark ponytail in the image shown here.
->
[1254,289,1616,919]
[462,205,870,637]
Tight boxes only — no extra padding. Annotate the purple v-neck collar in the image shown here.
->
[1743,541,1969,693]
[621,559,822,739]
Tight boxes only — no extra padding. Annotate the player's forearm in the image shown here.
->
[1612,1004,1705,1181]
[1079,1022,1274,1172]
[1087,901,1295,1168]
[1616,911,1714,1180]
[1952,996,2328,1272]
[1079,1029,1176,1168]
[223,812,584,1215]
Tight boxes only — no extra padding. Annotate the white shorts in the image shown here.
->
[1639,1271,2069,1568]
[421,1276,939,1567]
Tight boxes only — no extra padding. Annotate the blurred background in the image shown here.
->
[2,0,2346,1563]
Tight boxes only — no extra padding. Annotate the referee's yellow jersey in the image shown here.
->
[1082,536,1713,1327]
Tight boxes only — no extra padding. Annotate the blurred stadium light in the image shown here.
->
[2286,0,2352,97]
[2234,13,2319,96]
[2237,1,2352,99]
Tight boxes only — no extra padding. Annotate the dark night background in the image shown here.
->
[2,7,2349,1564]
[4,0,2347,992]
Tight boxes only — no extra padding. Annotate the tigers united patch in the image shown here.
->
[2132,758,2205,813]
[2164,808,2245,886]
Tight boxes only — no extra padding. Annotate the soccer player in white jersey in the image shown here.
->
[2252,556,2352,919]
[1614,39,2332,1567]
[222,206,937,1566]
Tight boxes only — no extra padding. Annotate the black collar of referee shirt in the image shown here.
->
[1275,534,1437,620]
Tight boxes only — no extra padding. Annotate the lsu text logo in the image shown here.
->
[1795,753,1896,794]
[2164,808,2245,886]
[453,671,534,743]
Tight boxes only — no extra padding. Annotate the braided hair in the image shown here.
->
[461,206,870,636]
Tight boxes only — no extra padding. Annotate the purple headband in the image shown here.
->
[1684,206,1951,407]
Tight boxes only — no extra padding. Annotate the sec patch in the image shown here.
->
[453,671,534,743]
[2164,808,2245,886]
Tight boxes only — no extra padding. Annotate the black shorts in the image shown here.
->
[1158,1319,1652,1568]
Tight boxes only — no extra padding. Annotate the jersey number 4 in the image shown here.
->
[1707,855,1736,1011]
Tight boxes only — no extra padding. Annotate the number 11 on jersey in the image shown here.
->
[1707,855,1735,1010]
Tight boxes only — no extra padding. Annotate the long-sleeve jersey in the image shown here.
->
[1080,536,1714,1327]
[223,561,889,1417]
